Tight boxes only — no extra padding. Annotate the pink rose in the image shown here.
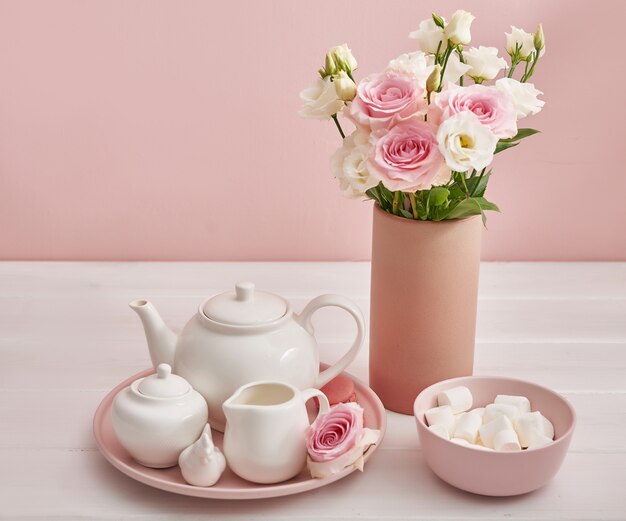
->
[430,84,517,139]
[306,403,364,463]
[367,119,444,191]
[348,71,425,131]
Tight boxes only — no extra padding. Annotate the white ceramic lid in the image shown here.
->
[202,281,286,326]
[137,364,190,398]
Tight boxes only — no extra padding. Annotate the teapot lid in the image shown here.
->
[202,281,287,326]
[137,364,190,398]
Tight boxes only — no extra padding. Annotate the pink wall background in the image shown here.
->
[1,0,624,261]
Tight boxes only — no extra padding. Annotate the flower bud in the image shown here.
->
[426,63,442,93]
[444,10,475,46]
[324,52,338,76]
[330,43,358,72]
[333,70,356,101]
[432,12,445,29]
[534,23,545,53]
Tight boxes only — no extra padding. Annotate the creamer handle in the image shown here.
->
[301,388,330,423]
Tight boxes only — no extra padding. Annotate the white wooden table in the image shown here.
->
[1,262,625,520]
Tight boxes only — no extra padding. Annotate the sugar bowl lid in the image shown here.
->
[202,281,287,326]
[137,364,190,398]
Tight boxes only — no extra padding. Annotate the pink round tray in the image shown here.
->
[93,367,386,500]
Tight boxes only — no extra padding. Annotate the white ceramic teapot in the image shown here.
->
[130,281,364,431]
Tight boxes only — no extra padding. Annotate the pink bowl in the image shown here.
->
[413,376,576,496]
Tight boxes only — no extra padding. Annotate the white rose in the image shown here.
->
[426,52,471,86]
[463,46,507,81]
[437,111,498,172]
[505,26,535,59]
[331,43,358,71]
[495,78,545,119]
[387,51,435,88]
[409,18,447,54]
[299,77,344,120]
[444,10,475,46]
[333,71,356,101]
[330,130,376,197]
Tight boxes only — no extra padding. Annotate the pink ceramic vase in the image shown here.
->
[369,204,482,414]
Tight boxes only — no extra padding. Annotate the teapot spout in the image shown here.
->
[129,299,177,368]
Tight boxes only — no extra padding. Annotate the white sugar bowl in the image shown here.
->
[111,364,208,468]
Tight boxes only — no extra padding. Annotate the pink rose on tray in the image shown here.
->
[430,83,518,138]
[367,119,444,191]
[348,71,425,131]
[305,403,381,478]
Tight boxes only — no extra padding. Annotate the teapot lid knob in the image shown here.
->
[156,363,171,379]
[235,281,255,302]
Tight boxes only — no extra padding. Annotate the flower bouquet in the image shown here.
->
[300,11,546,414]
[300,10,545,224]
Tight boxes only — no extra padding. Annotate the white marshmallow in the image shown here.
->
[437,386,473,414]
[527,433,554,449]
[428,424,450,439]
[493,429,521,451]
[483,403,520,424]
[495,394,531,415]
[470,407,485,418]
[472,443,494,451]
[451,438,471,446]
[425,405,456,433]
[479,415,514,449]
[516,411,554,448]
[453,410,483,444]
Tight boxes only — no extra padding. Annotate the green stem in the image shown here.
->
[469,168,486,197]
[436,45,454,92]
[392,191,400,216]
[458,172,470,197]
[408,193,419,219]
[435,40,443,64]
[507,44,522,78]
[521,53,539,82]
[457,49,465,86]
[332,114,345,139]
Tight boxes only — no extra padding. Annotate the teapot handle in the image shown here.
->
[296,295,365,388]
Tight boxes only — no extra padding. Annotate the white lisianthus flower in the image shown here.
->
[409,18,447,54]
[331,43,358,71]
[495,78,545,119]
[444,10,475,46]
[299,77,345,120]
[437,111,498,172]
[464,46,507,81]
[330,130,376,197]
[505,26,535,59]
[387,51,435,88]
[333,70,357,101]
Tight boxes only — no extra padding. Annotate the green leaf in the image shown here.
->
[500,128,540,143]
[443,197,500,221]
[428,187,450,206]
[398,208,413,219]
[495,128,540,154]
[474,197,500,213]
[444,198,482,220]
[495,140,520,154]
[365,186,382,206]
